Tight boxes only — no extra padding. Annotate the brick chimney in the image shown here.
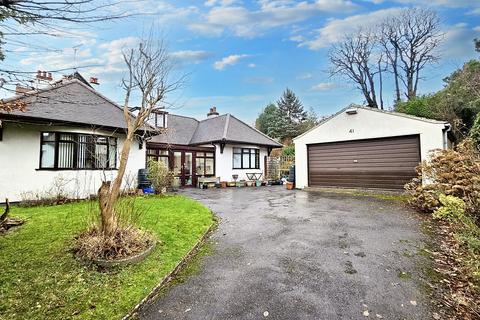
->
[207,106,219,118]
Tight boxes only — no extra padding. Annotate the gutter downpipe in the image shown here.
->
[442,123,452,149]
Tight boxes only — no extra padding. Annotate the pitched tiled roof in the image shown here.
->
[149,114,199,145]
[1,79,144,131]
[150,113,282,147]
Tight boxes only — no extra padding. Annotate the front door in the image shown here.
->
[173,151,195,187]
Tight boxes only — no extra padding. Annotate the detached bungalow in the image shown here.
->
[145,107,282,187]
[0,77,150,202]
[0,76,281,201]
[294,106,452,190]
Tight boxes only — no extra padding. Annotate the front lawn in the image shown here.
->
[0,195,214,319]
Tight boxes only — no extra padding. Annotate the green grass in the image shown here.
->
[307,187,409,202]
[0,195,215,320]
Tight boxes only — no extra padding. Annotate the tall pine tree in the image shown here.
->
[277,88,307,140]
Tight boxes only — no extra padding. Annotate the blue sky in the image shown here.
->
[3,0,480,124]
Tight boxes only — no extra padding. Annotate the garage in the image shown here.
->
[307,135,420,190]
[294,106,452,190]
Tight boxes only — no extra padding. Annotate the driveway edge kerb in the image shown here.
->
[122,212,219,320]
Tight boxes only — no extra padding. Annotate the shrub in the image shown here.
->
[433,194,466,221]
[405,139,480,222]
[282,145,295,156]
[147,159,174,194]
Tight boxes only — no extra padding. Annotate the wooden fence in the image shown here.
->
[266,155,295,180]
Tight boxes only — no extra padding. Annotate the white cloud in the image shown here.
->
[439,23,479,60]
[204,0,237,7]
[213,54,250,70]
[301,7,404,49]
[170,50,214,64]
[248,63,256,68]
[297,73,313,80]
[474,26,480,32]
[19,36,141,82]
[310,82,336,91]
[392,0,479,7]
[189,0,357,38]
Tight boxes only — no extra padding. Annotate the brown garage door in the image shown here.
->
[307,135,420,190]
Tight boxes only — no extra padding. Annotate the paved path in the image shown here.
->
[139,187,432,320]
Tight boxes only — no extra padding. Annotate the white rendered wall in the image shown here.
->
[293,108,449,189]
[0,122,146,202]
[213,143,268,181]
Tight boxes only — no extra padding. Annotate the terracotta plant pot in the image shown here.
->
[286,182,295,190]
[221,181,227,188]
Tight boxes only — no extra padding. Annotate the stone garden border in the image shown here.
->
[91,241,157,268]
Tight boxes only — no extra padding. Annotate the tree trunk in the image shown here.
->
[98,132,134,236]
[378,59,384,110]
[98,181,116,235]
[393,48,401,104]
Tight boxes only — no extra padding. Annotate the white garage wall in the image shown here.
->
[0,122,146,202]
[293,107,449,189]
[214,143,268,182]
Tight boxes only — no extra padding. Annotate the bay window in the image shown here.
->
[40,132,117,170]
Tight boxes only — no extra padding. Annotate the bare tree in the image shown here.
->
[0,0,129,90]
[380,8,443,101]
[98,36,183,236]
[329,29,382,108]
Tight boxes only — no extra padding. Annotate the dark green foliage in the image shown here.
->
[255,103,286,139]
[396,60,480,141]
[277,88,307,124]
[256,89,318,142]
[475,38,480,53]
[282,145,295,156]
[277,88,307,139]
[469,113,480,148]
[395,95,436,119]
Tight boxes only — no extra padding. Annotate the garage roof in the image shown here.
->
[293,105,449,141]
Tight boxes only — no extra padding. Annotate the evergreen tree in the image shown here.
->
[255,103,284,139]
[276,88,307,139]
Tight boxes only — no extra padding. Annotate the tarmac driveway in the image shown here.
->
[139,186,433,320]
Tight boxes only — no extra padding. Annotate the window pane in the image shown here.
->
[197,152,205,157]
[205,158,214,175]
[255,150,260,169]
[147,149,157,155]
[59,133,75,141]
[233,153,241,168]
[233,148,242,154]
[242,153,250,169]
[147,155,158,162]
[205,152,214,157]
[159,150,168,156]
[96,136,107,144]
[42,132,55,142]
[159,156,169,168]
[41,142,55,168]
[58,142,75,168]
[95,144,108,168]
[109,143,116,168]
[196,157,205,175]
[173,152,182,175]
